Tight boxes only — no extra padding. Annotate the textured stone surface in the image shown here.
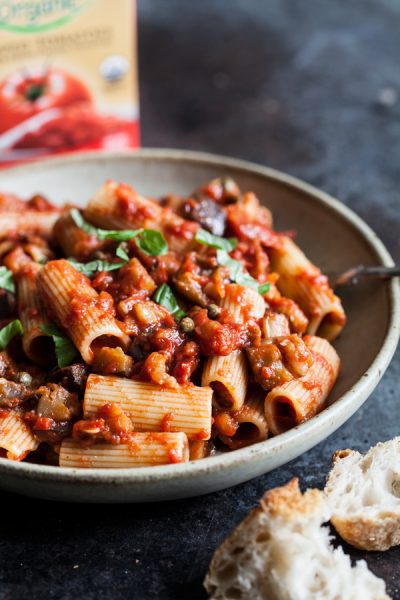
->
[0,1,400,598]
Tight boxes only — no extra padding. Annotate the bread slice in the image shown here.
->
[204,478,390,600]
[325,438,400,551]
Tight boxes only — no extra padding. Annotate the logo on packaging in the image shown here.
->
[0,0,93,33]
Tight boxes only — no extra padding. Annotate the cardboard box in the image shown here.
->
[0,0,139,165]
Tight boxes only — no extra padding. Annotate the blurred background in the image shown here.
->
[140,0,400,261]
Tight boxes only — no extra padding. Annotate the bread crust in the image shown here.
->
[331,514,400,551]
[326,441,400,551]
[260,476,323,519]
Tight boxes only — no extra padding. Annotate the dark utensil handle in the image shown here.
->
[332,265,400,287]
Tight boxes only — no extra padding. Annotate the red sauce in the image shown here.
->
[168,447,184,464]
[161,412,174,432]
[66,290,115,327]
[73,402,134,445]
[195,428,210,441]
[213,411,238,437]
[115,183,160,223]
[164,219,198,241]
[193,309,247,356]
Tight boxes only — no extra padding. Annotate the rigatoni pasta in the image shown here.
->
[0,211,60,237]
[215,389,268,450]
[270,236,346,341]
[53,212,99,260]
[17,263,55,366]
[59,433,189,468]
[202,284,265,411]
[265,336,340,435]
[37,259,129,364]
[0,178,344,467]
[0,412,39,460]
[83,374,212,440]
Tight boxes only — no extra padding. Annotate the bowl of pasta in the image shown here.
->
[0,149,397,502]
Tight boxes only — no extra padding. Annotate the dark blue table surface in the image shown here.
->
[1,1,400,598]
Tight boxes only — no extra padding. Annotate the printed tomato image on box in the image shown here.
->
[0,0,139,165]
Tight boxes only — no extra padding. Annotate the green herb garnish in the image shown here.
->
[68,258,127,277]
[258,282,271,295]
[0,266,15,294]
[195,228,237,252]
[153,284,186,321]
[70,209,168,256]
[0,319,23,350]
[41,324,79,368]
[116,243,130,261]
[135,229,168,256]
[216,250,270,295]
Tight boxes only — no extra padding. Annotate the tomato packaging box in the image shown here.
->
[0,0,139,166]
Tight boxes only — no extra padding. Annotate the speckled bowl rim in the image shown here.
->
[0,148,398,486]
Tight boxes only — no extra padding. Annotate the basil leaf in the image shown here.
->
[195,228,237,252]
[216,250,243,280]
[0,266,15,294]
[153,284,186,320]
[258,282,271,295]
[116,243,130,261]
[136,230,168,256]
[68,258,127,277]
[0,319,23,350]
[70,208,141,242]
[216,250,267,294]
[71,209,168,256]
[41,324,79,368]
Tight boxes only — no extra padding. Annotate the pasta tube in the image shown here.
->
[0,211,60,237]
[59,433,189,468]
[270,236,346,341]
[202,350,248,411]
[37,259,129,364]
[53,213,98,260]
[84,375,212,440]
[221,283,266,321]
[202,284,264,411]
[17,263,55,366]
[261,311,290,338]
[265,335,340,435]
[85,181,163,230]
[189,440,213,460]
[0,413,39,460]
[215,389,268,450]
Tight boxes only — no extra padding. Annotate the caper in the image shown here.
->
[15,371,32,387]
[179,317,195,334]
[207,304,221,319]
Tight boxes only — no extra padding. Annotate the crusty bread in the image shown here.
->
[204,478,390,600]
[325,438,400,551]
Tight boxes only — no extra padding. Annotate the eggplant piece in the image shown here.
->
[246,336,313,391]
[246,341,294,392]
[182,197,226,236]
[35,383,80,422]
[0,377,29,407]
[46,363,90,396]
[173,272,209,307]
[33,420,71,444]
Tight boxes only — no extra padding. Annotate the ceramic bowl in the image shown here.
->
[0,149,398,503]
